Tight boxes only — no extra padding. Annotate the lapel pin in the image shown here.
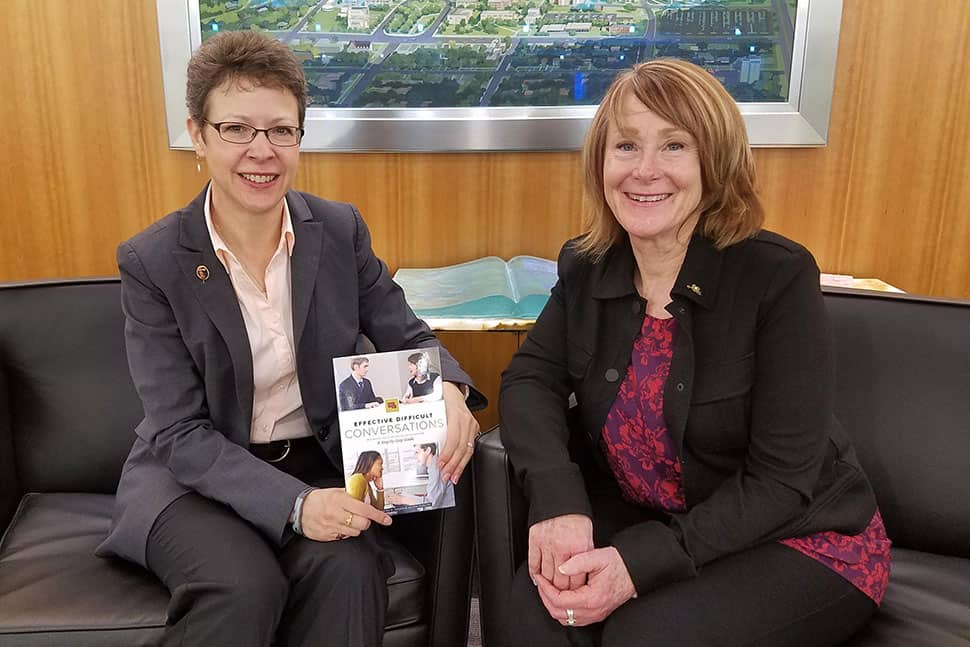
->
[687,283,702,296]
[196,265,210,283]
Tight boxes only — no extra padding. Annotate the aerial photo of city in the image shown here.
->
[199,0,797,108]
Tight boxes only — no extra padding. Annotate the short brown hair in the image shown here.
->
[576,59,764,261]
[186,31,308,128]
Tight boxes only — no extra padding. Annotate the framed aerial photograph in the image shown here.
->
[157,0,843,151]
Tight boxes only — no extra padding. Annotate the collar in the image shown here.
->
[591,234,724,310]
[179,185,316,254]
[202,185,295,271]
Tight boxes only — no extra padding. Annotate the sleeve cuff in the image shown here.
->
[447,381,488,412]
[610,520,697,594]
[524,465,593,526]
[290,486,315,536]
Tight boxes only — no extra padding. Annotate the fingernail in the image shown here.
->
[557,566,566,574]
[441,473,451,483]
[383,516,392,525]
[451,475,459,485]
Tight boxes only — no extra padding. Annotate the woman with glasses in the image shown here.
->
[96,31,482,647]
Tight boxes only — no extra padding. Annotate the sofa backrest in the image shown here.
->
[824,288,970,558]
[3,279,968,558]
[0,279,142,524]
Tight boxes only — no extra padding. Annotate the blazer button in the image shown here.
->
[319,427,331,440]
[631,302,642,315]
[605,368,620,383]
[676,382,685,391]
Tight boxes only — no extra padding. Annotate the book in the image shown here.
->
[820,273,904,293]
[333,347,455,515]
[392,255,557,320]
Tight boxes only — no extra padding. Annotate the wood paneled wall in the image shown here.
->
[1,0,968,428]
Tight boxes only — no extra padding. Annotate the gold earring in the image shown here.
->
[195,154,202,173]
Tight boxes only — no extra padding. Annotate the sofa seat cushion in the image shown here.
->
[0,493,425,645]
[0,494,166,646]
[848,547,970,646]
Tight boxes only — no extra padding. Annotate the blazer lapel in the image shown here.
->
[287,191,322,351]
[173,192,255,440]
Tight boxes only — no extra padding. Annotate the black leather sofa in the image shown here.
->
[474,288,970,647]
[0,278,476,647]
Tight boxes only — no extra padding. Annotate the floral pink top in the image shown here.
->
[600,314,891,605]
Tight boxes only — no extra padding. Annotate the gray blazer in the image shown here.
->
[97,187,477,567]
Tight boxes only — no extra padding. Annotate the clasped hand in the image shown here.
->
[529,515,637,627]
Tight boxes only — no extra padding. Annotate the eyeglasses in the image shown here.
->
[204,121,304,147]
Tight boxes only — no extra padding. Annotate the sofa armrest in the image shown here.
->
[473,427,528,647]
[0,364,21,531]
[387,466,476,647]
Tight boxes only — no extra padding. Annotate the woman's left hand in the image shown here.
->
[438,382,479,484]
[534,547,637,627]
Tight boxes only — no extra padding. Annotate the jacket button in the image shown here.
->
[678,307,686,314]
[631,302,641,314]
[319,427,331,440]
[676,382,685,391]
[605,368,620,383]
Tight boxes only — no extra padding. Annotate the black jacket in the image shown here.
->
[499,231,876,594]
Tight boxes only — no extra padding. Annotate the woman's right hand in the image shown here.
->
[299,487,391,542]
[528,514,594,591]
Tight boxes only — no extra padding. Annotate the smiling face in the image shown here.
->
[188,79,300,225]
[602,93,703,249]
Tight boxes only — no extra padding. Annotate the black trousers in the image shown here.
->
[507,477,877,647]
[146,439,392,647]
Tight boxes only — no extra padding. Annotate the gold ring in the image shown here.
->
[566,608,575,626]
[345,513,354,527]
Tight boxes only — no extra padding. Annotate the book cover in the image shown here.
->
[392,255,557,319]
[333,347,455,515]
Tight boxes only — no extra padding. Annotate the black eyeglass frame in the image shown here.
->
[203,120,305,147]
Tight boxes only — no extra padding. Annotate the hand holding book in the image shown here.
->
[437,381,480,485]
[334,347,465,516]
[298,488,392,542]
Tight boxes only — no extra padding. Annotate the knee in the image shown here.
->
[506,566,551,632]
[165,551,288,629]
[601,600,672,647]
[509,565,539,610]
[229,551,290,614]
[300,538,388,590]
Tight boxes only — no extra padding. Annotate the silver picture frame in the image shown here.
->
[157,0,843,151]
